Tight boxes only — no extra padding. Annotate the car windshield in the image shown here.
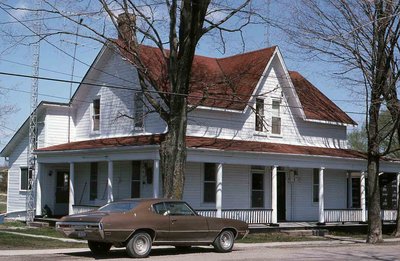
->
[98,201,139,212]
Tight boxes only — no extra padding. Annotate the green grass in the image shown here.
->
[0,222,65,238]
[0,232,86,250]
[0,221,26,228]
[238,233,325,243]
[329,230,396,240]
[0,203,5,214]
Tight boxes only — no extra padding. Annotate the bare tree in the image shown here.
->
[284,0,400,243]
[0,0,270,200]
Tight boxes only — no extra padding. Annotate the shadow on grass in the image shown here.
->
[66,246,233,259]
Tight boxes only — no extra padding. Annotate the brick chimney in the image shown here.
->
[117,12,137,44]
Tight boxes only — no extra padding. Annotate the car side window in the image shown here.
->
[165,202,195,216]
[153,203,168,215]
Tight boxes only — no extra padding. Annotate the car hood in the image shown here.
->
[59,211,110,223]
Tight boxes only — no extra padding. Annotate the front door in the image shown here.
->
[277,171,286,221]
[55,171,69,216]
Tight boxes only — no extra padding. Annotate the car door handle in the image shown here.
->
[171,219,177,222]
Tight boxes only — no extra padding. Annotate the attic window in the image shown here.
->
[92,98,100,131]
[255,98,264,132]
[134,91,144,129]
[271,100,281,135]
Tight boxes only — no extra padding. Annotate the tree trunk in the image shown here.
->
[366,156,383,243]
[160,94,188,199]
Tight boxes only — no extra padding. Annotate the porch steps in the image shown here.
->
[33,217,60,227]
[27,221,50,228]
[282,229,329,237]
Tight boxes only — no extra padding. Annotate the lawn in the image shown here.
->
[0,221,64,238]
[0,232,86,250]
[238,232,325,243]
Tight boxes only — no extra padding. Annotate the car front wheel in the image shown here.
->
[88,240,112,255]
[126,232,152,258]
[213,230,235,253]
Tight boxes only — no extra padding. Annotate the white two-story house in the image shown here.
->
[2,25,400,224]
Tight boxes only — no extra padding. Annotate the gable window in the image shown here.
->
[255,98,264,131]
[134,91,144,129]
[92,98,100,131]
[20,167,31,191]
[90,163,98,200]
[271,100,281,135]
[203,163,216,203]
[312,169,319,203]
[131,161,141,198]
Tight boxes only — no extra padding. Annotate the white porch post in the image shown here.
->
[35,163,42,216]
[361,171,367,222]
[216,163,223,218]
[318,167,325,224]
[107,160,114,203]
[347,172,352,208]
[69,162,75,215]
[153,159,160,198]
[271,165,278,224]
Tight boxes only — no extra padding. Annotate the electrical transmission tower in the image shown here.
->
[26,3,42,223]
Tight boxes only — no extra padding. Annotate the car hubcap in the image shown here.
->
[220,232,233,249]
[134,236,149,255]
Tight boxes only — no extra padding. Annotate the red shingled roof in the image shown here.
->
[115,41,354,124]
[289,71,356,125]
[36,135,366,160]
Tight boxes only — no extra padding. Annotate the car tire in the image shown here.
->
[126,232,152,258]
[213,230,235,253]
[88,240,112,255]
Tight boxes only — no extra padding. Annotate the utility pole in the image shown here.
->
[264,0,271,47]
[26,2,41,223]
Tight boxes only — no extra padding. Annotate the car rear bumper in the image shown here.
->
[56,221,104,241]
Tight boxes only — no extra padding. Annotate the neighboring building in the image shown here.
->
[1,19,400,223]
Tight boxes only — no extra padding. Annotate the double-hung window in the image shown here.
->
[92,98,100,131]
[134,91,144,129]
[271,100,281,135]
[312,169,319,203]
[255,98,264,131]
[203,163,216,203]
[90,163,98,200]
[20,167,31,191]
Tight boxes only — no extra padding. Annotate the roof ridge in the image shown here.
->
[216,46,277,61]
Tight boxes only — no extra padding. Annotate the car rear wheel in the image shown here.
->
[213,230,235,253]
[88,241,112,255]
[126,232,152,258]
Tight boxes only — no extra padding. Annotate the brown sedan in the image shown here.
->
[56,199,249,258]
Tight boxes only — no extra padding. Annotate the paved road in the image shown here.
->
[1,242,400,261]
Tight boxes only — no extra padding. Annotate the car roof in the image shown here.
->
[112,198,186,204]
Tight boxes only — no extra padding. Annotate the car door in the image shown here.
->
[164,202,209,242]
[150,202,170,242]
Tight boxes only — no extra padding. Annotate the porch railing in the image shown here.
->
[325,209,397,223]
[196,209,273,224]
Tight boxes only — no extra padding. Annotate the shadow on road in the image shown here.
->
[66,246,219,259]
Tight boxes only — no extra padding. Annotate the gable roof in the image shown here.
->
[35,134,367,160]
[126,43,276,111]
[289,71,356,125]
[0,101,69,157]
[115,41,355,124]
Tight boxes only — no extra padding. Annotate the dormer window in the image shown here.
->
[255,98,264,131]
[134,91,144,129]
[271,100,281,135]
[92,98,100,131]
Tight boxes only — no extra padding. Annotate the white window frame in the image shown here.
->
[91,97,101,133]
[19,167,30,191]
[271,99,282,136]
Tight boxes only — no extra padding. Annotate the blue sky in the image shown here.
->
[0,1,366,164]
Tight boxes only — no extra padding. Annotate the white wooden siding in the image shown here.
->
[44,107,71,147]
